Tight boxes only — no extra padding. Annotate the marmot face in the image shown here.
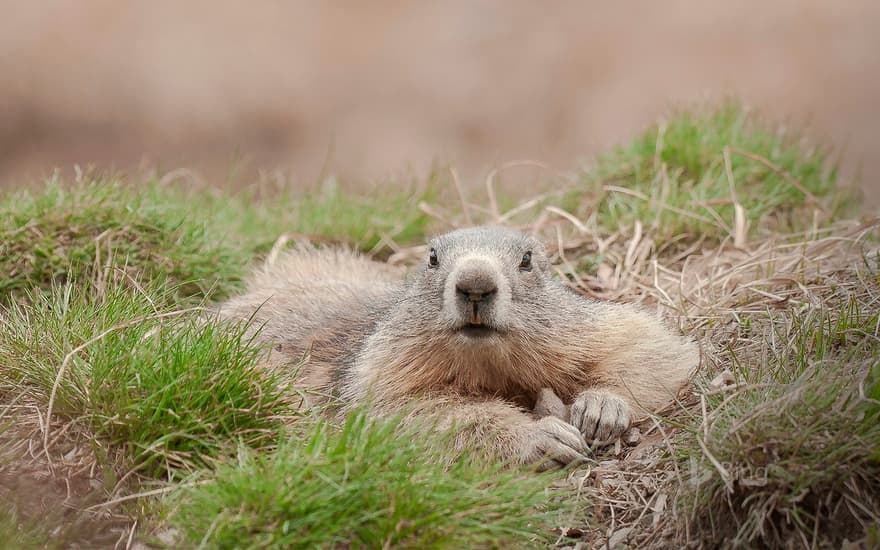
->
[411,226,552,344]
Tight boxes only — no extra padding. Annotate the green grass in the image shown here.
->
[274,176,442,254]
[0,175,438,306]
[0,277,566,547]
[679,300,880,547]
[171,412,564,549]
[0,179,246,304]
[0,281,295,476]
[566,101,847,242]
[0,502,54,550]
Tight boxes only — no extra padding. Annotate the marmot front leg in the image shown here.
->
[382,396,589,470]
[567,302,697,443]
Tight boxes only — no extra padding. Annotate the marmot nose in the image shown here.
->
[455,272,498,303]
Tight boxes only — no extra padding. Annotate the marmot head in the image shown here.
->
[407,226,553,343]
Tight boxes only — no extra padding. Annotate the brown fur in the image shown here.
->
[217,227,698,467]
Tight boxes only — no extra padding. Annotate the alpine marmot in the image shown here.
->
[218,226,697,468]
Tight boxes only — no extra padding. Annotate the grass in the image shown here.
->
[273,176,442,254]
[0,101,875,548]
[0,178,245,304]
[564,101,849,243]
[679,300,880,547]
[0,173,438,307]
[0,502,53,550]
[0,280,296,477]
[171,413,563,549]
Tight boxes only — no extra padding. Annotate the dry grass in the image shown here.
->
[487,213,878,548]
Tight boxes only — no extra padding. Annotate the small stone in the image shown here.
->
[709,369,736,391]
[622,427,641,446]
[156,528,179,546]
[551,526,584,539]
[607,526,633,548]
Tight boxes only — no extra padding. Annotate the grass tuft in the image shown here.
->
[569,101,848,242]
[171,411,563,549]
[0,179,247,304]
[680,301,880,548]
[0,502,53,549]
[270,176,441,255]
[0,175,438,306]
[0,280,295,476]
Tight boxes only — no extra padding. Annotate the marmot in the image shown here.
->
[218,226,697,468]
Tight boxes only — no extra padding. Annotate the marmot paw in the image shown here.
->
[569,389,631,445]
[517,416,589,471]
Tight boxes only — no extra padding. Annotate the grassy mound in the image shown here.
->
[566,102,847,243]
[0,176,436,306]
[0,180,245,303]
[678,294,880,547]
[1,281,294,476]
[172,414,561,549]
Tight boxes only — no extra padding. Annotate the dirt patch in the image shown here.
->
[0,398,134,549]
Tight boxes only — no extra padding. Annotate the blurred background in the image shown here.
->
[1,1,878,202]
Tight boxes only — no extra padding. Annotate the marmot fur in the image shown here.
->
[218,226,697,468]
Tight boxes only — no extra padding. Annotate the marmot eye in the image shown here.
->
[428,248,439,267]
[519,251,532,271]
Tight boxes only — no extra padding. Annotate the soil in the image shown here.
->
[0,405,133,548]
